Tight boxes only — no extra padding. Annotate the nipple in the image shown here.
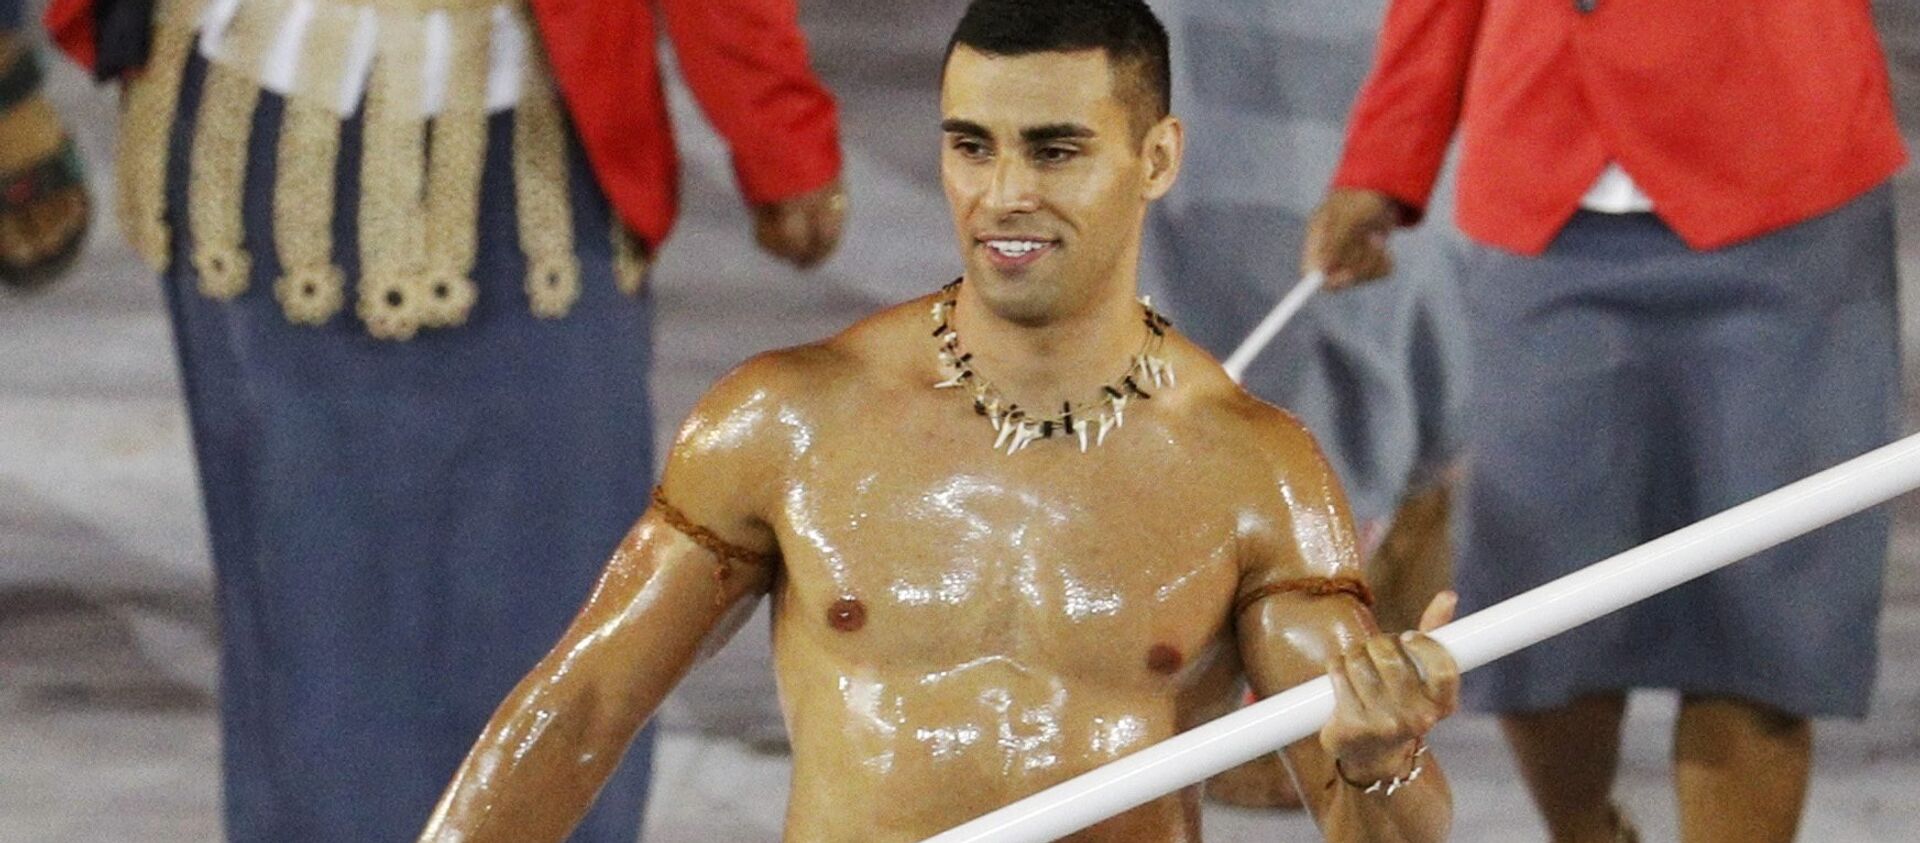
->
[1147,644,1183,675]
[827,597,867,632]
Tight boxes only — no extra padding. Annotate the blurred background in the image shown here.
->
[1,0,1915,840]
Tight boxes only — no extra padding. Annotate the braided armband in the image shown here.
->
[651,488,777,593]
[1233,576,1376,618]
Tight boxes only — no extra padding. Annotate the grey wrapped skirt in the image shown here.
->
[1455,186,1900,719]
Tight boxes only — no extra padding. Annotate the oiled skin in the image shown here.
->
[421,39,1457,843]
[418,291,1453,842]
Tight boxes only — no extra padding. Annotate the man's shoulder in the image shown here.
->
[712,295,930,400]
[681,293,937,440]
[1171,351,1320,465]
[1189,377,1362,582]
[1176,382,1341,529]
[1223,394,1319,460]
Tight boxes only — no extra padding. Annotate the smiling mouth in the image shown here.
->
[978,238,1058,270]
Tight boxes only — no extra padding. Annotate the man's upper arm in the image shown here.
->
[1228,413,1388,813]
[566,350,814,679]
[654,350,818,556]
[1232,412,1378,698]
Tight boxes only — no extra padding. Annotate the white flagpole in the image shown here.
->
[1221,272,1325,383]
[924,431,1920,843]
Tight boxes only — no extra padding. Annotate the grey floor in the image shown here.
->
[4,1,1920,841]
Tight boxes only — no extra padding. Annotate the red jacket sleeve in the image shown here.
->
[1331,0,1485,225]
[660,0,843,206]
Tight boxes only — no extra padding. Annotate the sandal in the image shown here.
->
[0,44,92,291]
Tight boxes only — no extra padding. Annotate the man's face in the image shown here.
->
[940,46,1179,325]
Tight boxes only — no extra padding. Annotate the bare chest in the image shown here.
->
[768,435,1247,686]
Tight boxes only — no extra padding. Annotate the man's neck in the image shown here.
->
[950,273,1151,404]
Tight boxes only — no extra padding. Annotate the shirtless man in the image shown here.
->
[420,1,1459,840]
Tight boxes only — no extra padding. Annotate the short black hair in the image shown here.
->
[945,0,1172,139]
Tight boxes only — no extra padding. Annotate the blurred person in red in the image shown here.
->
[1307,3,1908,841]
[41,0,845,840]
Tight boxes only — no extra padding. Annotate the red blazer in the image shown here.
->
[43,0,842,252]
[1332,0,1908,255]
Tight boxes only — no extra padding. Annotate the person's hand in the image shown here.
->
[1318,591,1461,784]
[751,179,847,269]
[1301,187,1400,291]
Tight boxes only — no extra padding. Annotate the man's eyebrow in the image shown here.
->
[1021,123,1096,144]
[938,120,1097,144]
[941,119,990,137]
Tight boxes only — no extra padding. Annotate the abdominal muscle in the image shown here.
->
[774,651,1213,842]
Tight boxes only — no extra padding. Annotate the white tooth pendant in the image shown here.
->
[1163,358,1176,387]
[935,370,968,389]
[1006,420,1036,455]
[1076,422,1090,453]
[1096,412,1118,447]
[1144,355,1164,388]
[995,415,1018,450]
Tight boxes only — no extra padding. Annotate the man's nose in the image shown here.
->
[985,157,1041,215]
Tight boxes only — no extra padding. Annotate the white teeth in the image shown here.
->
[986,240,1049,257]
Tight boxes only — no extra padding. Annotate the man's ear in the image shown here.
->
[1142,115,1184,201]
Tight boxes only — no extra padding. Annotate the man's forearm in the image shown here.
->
[419,666,653,843]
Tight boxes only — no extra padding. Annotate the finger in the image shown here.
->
[1358,232,1394,281]
[1302,217,1340,276]
[1340,644,1388,713]
[1326,655,1367,716]
[803,202,842,266]
[814,199,846,262]
[1398,632,1462,707]
[1349,249,1390,284]
[1323,268,1359,292]
[1299,229,1321,277]
[1346,224,1393,279]
[791,215,822,268]
[1335,229,1378,281]
[753,210,781,256]
[1365,635,1423,702]
[768,229,803,266]
[779,207,813,266]
[753,206,795,263]
[1417,590,1459,634]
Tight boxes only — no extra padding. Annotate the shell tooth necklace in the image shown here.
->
[930,279,1175,455]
